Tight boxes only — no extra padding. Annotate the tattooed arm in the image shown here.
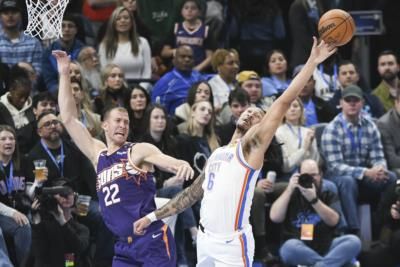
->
[133,172,205,235]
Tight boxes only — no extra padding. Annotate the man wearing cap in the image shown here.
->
[237,70,273,111]
[0,0,43,74]
[329,60,384,119]
[321,85,397,234]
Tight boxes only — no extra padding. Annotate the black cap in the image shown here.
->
[0,0,21,13]
[342,85,363,100]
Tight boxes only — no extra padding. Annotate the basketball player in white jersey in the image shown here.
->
[134,38,336,266]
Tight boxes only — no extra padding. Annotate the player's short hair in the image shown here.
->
[103,107,128,121]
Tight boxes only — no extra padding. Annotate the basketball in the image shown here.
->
[318,9,355,47]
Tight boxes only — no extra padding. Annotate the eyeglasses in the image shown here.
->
[40,120,61,129]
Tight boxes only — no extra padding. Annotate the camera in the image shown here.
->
[34,186,73,214]
[298,173,314,188]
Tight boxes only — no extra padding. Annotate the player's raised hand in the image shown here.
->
[176,162,195,181]
[309,37,337,65]
[52,50,70,75]
[133,217,151,235]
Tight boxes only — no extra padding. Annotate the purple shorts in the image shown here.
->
[112,224,176,267]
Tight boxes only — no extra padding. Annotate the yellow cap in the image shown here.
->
[236,71,260,84]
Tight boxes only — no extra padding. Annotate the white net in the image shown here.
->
[24,0,70,40]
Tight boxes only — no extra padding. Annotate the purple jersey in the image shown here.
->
[96,142,162,237]
[174,22,208,66]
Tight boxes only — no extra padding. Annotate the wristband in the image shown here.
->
[309,197,319,205]
[145,212,157,223]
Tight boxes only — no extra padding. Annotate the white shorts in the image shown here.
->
[196,225,254,267]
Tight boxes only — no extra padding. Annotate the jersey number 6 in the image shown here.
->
[207,172,215,190]
[103,184,121,206]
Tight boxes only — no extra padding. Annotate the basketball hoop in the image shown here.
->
[24,0,70,40]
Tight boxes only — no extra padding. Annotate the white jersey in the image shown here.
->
[200,140,260,234]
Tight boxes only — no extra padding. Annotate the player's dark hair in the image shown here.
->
[103,107,129,121]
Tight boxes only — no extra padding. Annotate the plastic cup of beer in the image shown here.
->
[76,195,91,216]
[33,159,46,182]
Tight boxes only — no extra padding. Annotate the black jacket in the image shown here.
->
[27,139,97,198]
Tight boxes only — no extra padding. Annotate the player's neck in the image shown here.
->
[107,143,123,155]
[230,129,243,143]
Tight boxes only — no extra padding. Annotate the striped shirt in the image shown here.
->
[0,32,43,74]
[321,113,387,179]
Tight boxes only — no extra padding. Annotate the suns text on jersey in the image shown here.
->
[97,161,140,190]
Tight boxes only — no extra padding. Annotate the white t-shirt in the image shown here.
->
[99,37,151,80]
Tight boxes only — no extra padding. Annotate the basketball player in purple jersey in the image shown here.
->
[53,50,194,267]
[134,38,336,266]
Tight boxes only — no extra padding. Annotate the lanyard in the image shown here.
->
[40,139,64,177]
[286,123,302,148]
[340,114,362,153]
[319,64,337,92]
[5,161,13,195]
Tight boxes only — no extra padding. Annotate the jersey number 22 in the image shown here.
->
[103,184,121,206]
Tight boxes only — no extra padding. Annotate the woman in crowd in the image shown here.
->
[125,85,151,142]
[94,64,129,116]
[140,104,198,266]
[99,6,151,81]
[262,49,291,97]
[208,48,240,122]
[275,98,320,178]
[175,81,214,123]
[176,100,219,186]
[0,125,31,266]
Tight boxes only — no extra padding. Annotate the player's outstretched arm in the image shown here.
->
[133,172,205,235]
[243,38,336,155]
[53,51,106,163]
[135,143,195,180]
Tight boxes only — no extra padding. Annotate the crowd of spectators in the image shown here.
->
[0,0,400,266]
